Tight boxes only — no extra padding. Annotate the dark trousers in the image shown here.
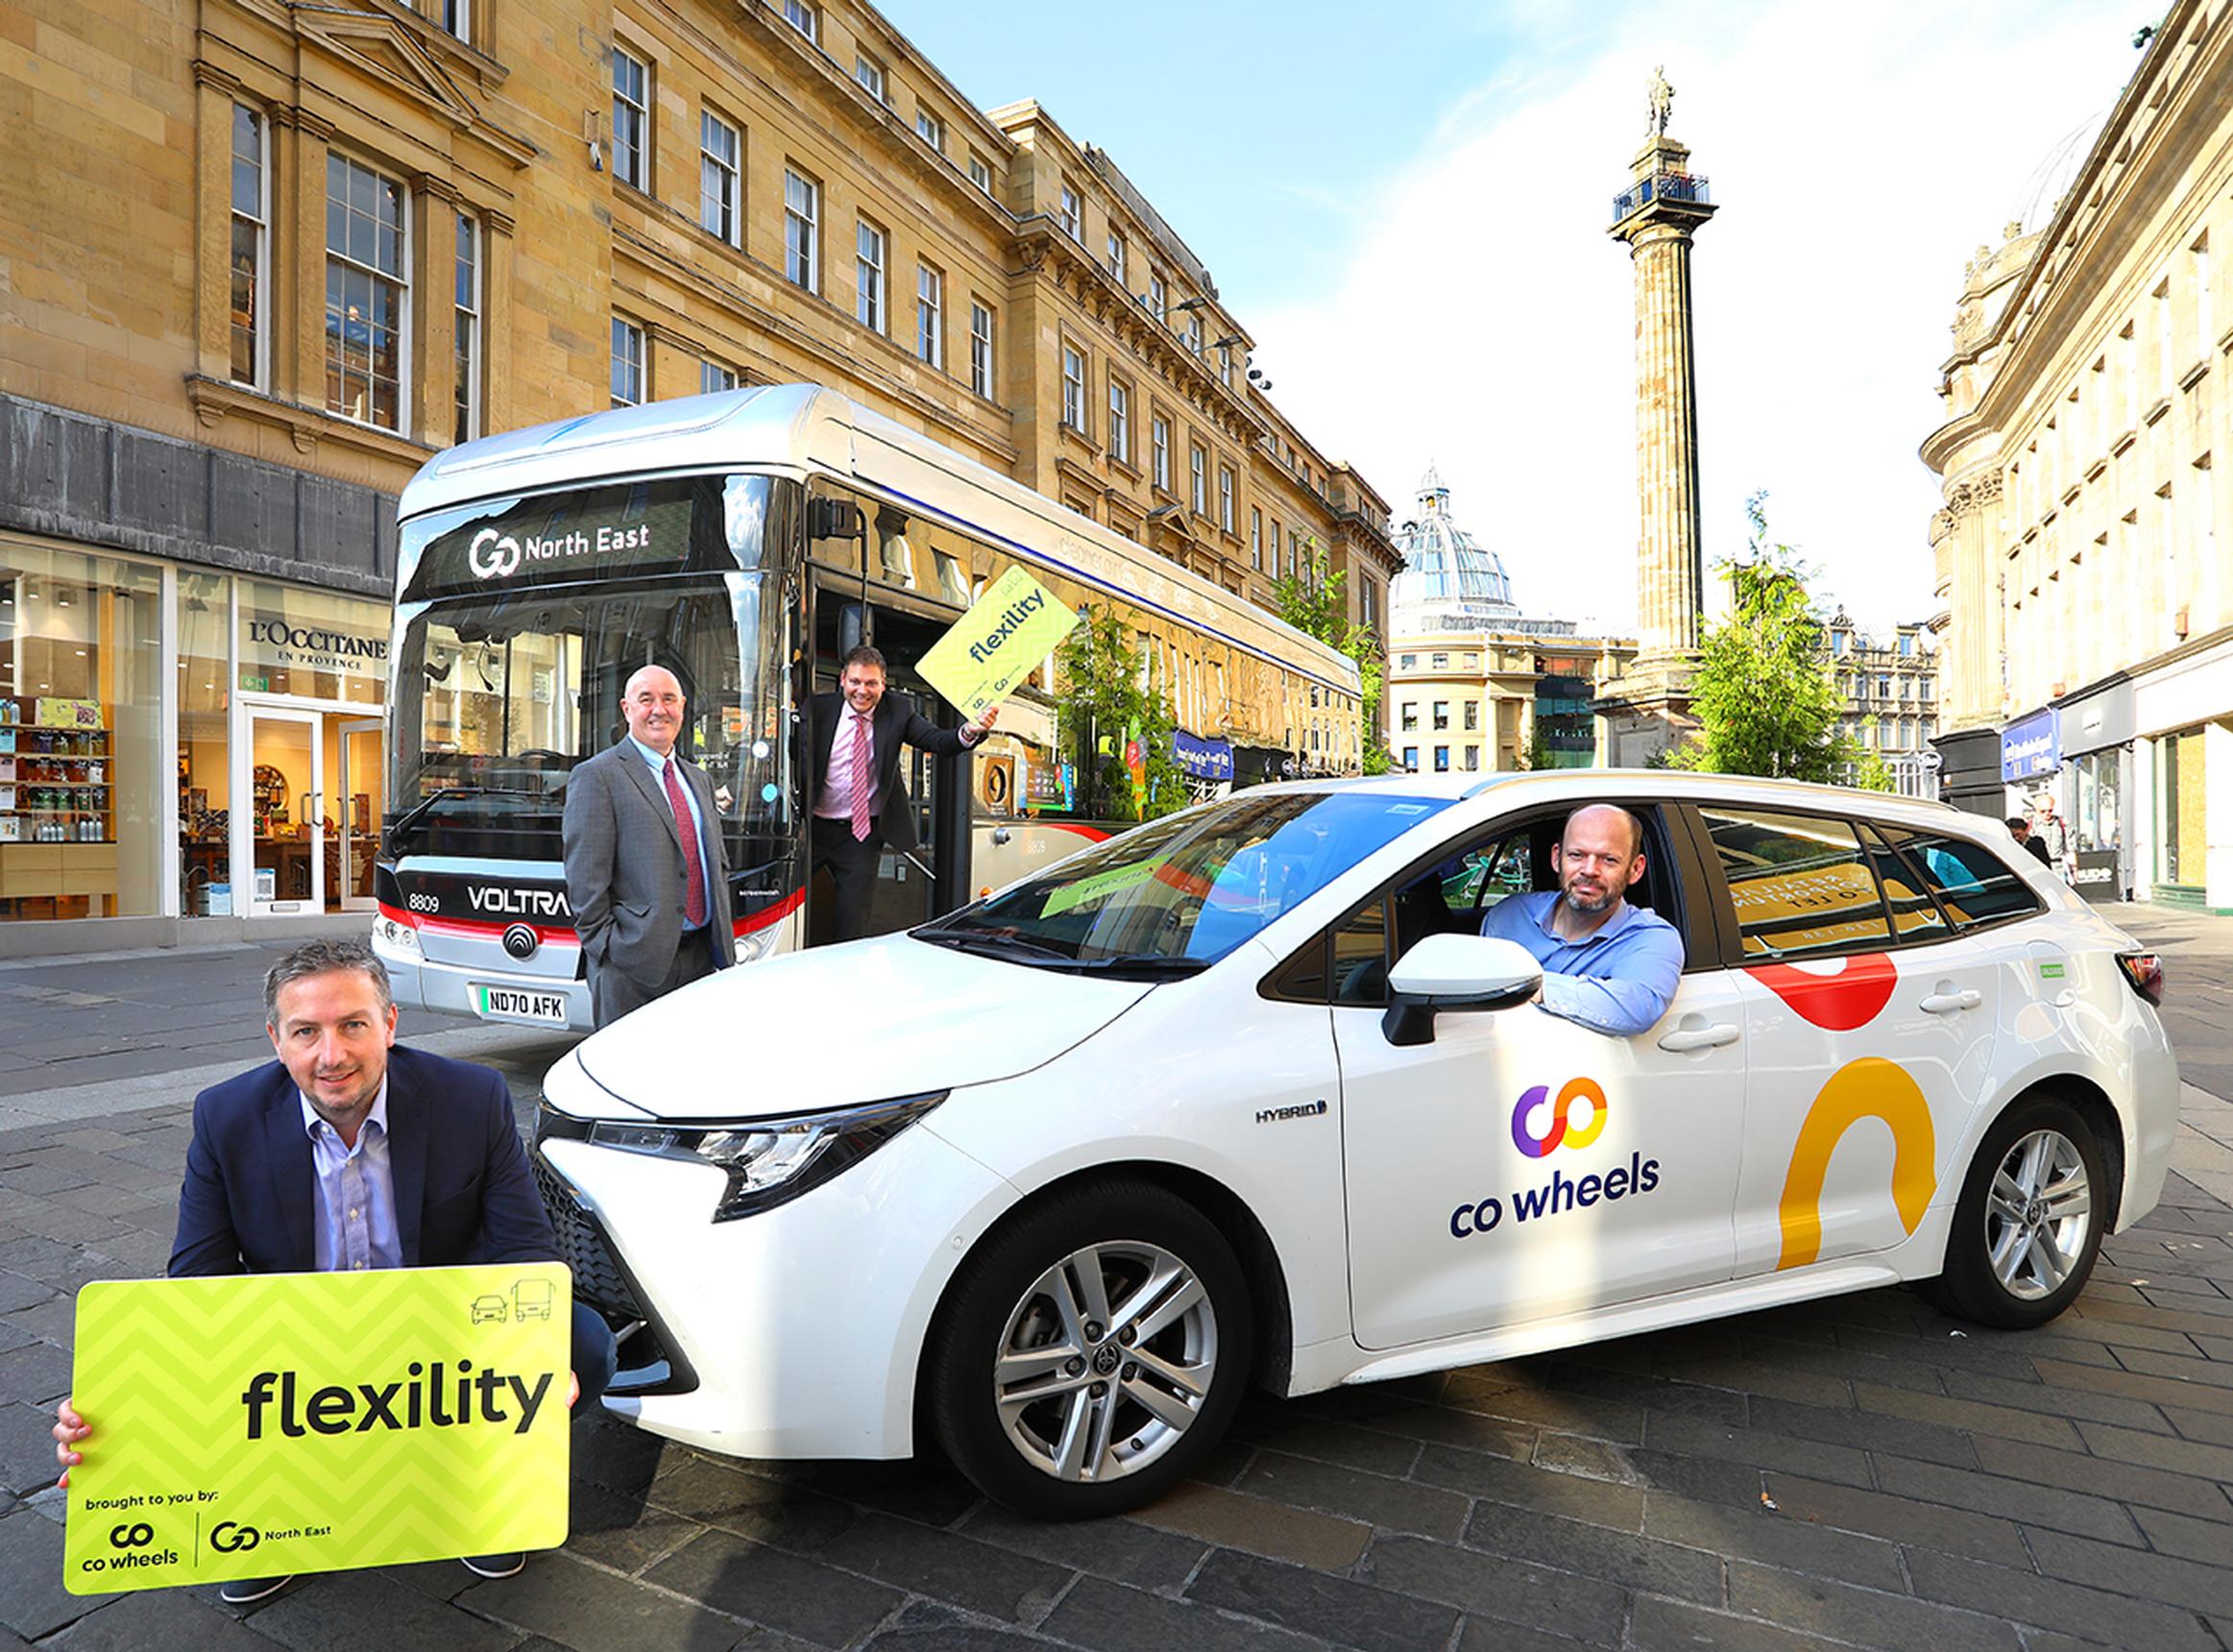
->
[587,929,717,1028]
[813,814,883,942]
[570,1300,619,1407]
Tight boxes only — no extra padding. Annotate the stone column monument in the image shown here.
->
[1599,67,1717,765]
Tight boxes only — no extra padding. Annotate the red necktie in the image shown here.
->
[850,713,873,842]
[662,758,707,927]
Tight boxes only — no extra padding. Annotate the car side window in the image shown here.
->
[1878,826,2041,931]
[1857,822,1949,942]
[1699,807,1894,960]
[1331,898,1391,1005]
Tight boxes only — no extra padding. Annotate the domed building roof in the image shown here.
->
[1390,467,1524,631]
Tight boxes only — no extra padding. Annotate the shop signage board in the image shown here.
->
[64,1265,571,1593]
[2073,848,2122,903]
[2000,709,2060,783]
[916,567,1080,719]
[35,699,103,730]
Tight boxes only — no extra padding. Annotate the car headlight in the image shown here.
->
[569,1091,945,1221]
[373,913,422,958]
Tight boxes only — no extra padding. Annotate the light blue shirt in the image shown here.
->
[628,734,711,932]
[300,1078,400,1273]
[1480,890,1686,1037]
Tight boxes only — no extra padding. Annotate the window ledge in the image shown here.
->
[186,377,435,464]
[2179,357,2209,392]
[2145,394,2172,425]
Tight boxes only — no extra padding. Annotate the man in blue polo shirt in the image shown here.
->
[1480,804,1684,1036]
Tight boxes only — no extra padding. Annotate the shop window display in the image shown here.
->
[0,544,161,919]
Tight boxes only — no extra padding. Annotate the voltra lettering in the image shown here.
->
[240,1360,554,1440]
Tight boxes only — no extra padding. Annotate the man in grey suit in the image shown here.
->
[563,665,735,1027]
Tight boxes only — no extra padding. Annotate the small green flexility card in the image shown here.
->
[66,1264,571,1592]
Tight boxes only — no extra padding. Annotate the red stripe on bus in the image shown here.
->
[379,903,580,947]
[735,887,805,936]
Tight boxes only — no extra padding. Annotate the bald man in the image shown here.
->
[1477,803,1685,1036]
[563,666,736,1027]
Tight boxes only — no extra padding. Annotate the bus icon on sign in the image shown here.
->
[514,1279,554,1321]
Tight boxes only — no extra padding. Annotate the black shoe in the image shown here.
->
[461,1551,523,1580]
[219,1574,293,1606]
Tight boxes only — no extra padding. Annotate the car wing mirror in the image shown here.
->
[1382,934,1543,1047]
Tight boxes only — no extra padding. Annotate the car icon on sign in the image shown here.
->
[470,1295,507,1324]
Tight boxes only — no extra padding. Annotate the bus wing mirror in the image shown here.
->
[809,498,865,542]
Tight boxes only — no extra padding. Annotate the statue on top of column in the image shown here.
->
[1646,65,1674,135]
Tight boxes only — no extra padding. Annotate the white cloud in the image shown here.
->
[1253,1,2140,637]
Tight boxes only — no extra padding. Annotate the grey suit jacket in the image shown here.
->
[563,741,736,986]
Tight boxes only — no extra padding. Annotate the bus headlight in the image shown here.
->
[730,924,783,966]
[586,1090,944,1221]
[374,913,422,958]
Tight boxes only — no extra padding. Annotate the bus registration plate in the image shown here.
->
[474,984,569,1025]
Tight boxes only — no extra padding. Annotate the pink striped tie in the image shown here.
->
[849,713,872,842]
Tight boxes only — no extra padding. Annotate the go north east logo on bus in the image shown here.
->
[468,523,652,581]
[1449,1078,1663,1239]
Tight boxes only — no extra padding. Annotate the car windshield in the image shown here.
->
[916,790,1452,972]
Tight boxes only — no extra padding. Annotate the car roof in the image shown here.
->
[1251,770,1980,836]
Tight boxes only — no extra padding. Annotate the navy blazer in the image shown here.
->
[168,1043,557,1277]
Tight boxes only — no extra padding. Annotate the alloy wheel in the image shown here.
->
[1983,1128,2095,1300]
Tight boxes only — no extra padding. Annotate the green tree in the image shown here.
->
[1523,720,1556,772]
[1668,493,1849,781]
[1849,719,1896,792]
[1054,606,1187,821]
[1274,542,1395,774]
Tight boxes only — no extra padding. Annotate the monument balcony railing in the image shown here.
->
[1611,171,1711,223]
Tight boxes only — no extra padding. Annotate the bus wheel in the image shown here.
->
[927,1179,1251,1520]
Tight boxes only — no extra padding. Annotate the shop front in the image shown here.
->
[2056,677,2134,904]
[1,531,389,947]
[2132,631,2233,911]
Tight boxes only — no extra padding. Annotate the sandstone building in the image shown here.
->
[1924,0,2233,908]
[0,0,1395,946]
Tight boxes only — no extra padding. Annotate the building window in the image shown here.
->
[1152,415,1171,491]
[915,109,944,150]
[1106,231,1126,282]
[968,153,993,194]
[1149,272,1167,322]
[1434,745,1450,772]
[1061,345,1086,431]
[1270,520,1281,572]
[1464,745,1481,771]
[701,359,738,394]
[969,301,994,398]
[1218,466,1235,533]
[1250,507,1263,569]
[853,54,886,102]
[1190,443,1207,514]
[1108,377,1129,464]
[1185,316,1203,355]
[856,220,886,332]
[1430,652,1448,668]
[610,316,643,406]
[1400,703,1419,732]
[1398,652,1416,669]
[1220,345,1233,387]
[915,263,943,367]
[1058,180,1082,242]
[699,110,741,245]
[452,212,479,446]
[229,103,267,388]
[1402,746,1419,771]
[323,153,406,430]
[1433,700,1450,730]
[784,169,817,292]
[611,46,648,190]
[780,0,815,41]
[1463,700,1478,731]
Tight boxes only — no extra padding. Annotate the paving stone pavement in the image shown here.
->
[0,914,2225,1650]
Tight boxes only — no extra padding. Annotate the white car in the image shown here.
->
[534,772,2176,1518]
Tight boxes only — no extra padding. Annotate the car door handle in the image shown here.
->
[1657,1023,1739,1052]
[1921,988,1982,1013]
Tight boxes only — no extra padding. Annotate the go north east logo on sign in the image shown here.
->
[65,1264,572,1592]
[916,566,1081,719]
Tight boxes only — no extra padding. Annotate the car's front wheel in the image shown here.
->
[926,1178,1251,1519]
[1930,1095,2108,1328]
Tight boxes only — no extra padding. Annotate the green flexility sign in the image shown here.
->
[916,566,1080,719]
[65,1264,572,1593]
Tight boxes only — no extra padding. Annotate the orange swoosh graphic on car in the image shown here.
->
[1777,1057,1936,1271]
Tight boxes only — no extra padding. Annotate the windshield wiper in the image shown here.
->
[1054,955,1211,978]
[912,930,1078,964]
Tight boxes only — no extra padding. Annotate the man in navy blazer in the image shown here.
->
[55,936,615,1608]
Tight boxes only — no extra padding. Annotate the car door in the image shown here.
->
[1694,804,2004,1277]
[1329,806,1747,1351]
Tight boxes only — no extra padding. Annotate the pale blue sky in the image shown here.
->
[886,2,2152,634]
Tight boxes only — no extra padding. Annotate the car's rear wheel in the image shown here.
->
[927,1179,1251,1519]
[1930,1095,2107,1328]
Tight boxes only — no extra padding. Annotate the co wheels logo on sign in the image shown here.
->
[1510,1077,1608,1158]
[468,528,522,581]
[109,1522,155,1549]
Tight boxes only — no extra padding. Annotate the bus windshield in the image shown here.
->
[385,474,795,863]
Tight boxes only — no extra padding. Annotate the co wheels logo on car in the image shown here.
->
[467,527,522,581]
[109,1522,155,1549]
[1511,1077,1609,1159]
[210,1521,261,1553]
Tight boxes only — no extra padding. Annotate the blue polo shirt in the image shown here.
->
[1479,890,1685,1036]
